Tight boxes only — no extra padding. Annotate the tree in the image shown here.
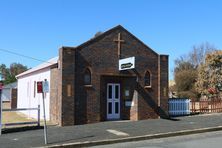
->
[174,42,216,100]
[0,64,7,80]
[0,63,28,84]
[189,42,215,68]
[196,51,222,98]
[9,63,28,76]
[174,61,198,99]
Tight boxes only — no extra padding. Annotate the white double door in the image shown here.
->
[107,83,120,119]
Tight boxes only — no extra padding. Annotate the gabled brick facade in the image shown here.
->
[50,25,168,126]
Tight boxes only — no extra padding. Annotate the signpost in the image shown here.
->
[0,82,2,135]
[119,57,135,71]
[37,80,49,144]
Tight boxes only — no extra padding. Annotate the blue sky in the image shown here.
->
[0,0,222,80]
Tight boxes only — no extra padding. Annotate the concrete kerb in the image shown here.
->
[42,126,222,148]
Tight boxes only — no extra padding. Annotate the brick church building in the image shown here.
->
[17,25,169,126]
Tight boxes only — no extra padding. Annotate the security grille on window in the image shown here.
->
[84,68,91,85]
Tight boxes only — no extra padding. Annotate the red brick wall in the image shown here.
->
[58,47,76,126]
[50,67,59,124]
[159,55,169,118]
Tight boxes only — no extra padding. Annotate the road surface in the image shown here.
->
[92,130,222,148]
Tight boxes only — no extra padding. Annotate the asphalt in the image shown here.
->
[1,113,222,148]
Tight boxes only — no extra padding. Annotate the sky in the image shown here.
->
[0,0,222,80]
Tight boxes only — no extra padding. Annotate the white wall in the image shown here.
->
[17,68,51,120]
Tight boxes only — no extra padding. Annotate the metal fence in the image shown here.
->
[168,98,191,116]
[2,105,40,127]
[191,99,222,113]
[169,98,222,116]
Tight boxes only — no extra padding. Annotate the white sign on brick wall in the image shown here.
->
[119,57,135,71]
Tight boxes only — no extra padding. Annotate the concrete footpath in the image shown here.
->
[1,113,222,148]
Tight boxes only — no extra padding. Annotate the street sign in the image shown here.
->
[37,82,43,93]
[43,80,49,93]
[119,57,135,70]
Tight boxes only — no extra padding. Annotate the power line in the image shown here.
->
[0,48,54,64]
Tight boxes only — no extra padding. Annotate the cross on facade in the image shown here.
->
[114,33,124,58]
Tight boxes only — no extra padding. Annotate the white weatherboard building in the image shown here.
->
[16,57,58,120]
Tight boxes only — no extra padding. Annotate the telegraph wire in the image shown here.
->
[0,48,54,64]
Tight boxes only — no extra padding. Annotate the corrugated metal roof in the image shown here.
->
[16,56,58,78]
[3,82,17,89]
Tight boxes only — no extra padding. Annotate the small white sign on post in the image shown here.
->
[43,80,49,93]
[119,57,135,71]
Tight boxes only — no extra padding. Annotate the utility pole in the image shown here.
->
[0,81,3,135]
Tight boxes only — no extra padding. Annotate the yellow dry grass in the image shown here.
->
[2,102,36,126]
[1,102,54,128]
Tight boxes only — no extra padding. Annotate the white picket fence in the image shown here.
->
[168,98,191,116]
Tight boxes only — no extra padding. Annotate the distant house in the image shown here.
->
[1,82,17,102]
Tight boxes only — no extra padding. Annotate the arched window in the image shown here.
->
[84,68,91,85]
[144,71,151,87]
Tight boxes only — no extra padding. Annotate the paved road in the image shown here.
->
[92,130,222,148]
[1,113,222,148]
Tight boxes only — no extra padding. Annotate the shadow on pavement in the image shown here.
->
[2,126,43,134]
[162,117,181,121]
